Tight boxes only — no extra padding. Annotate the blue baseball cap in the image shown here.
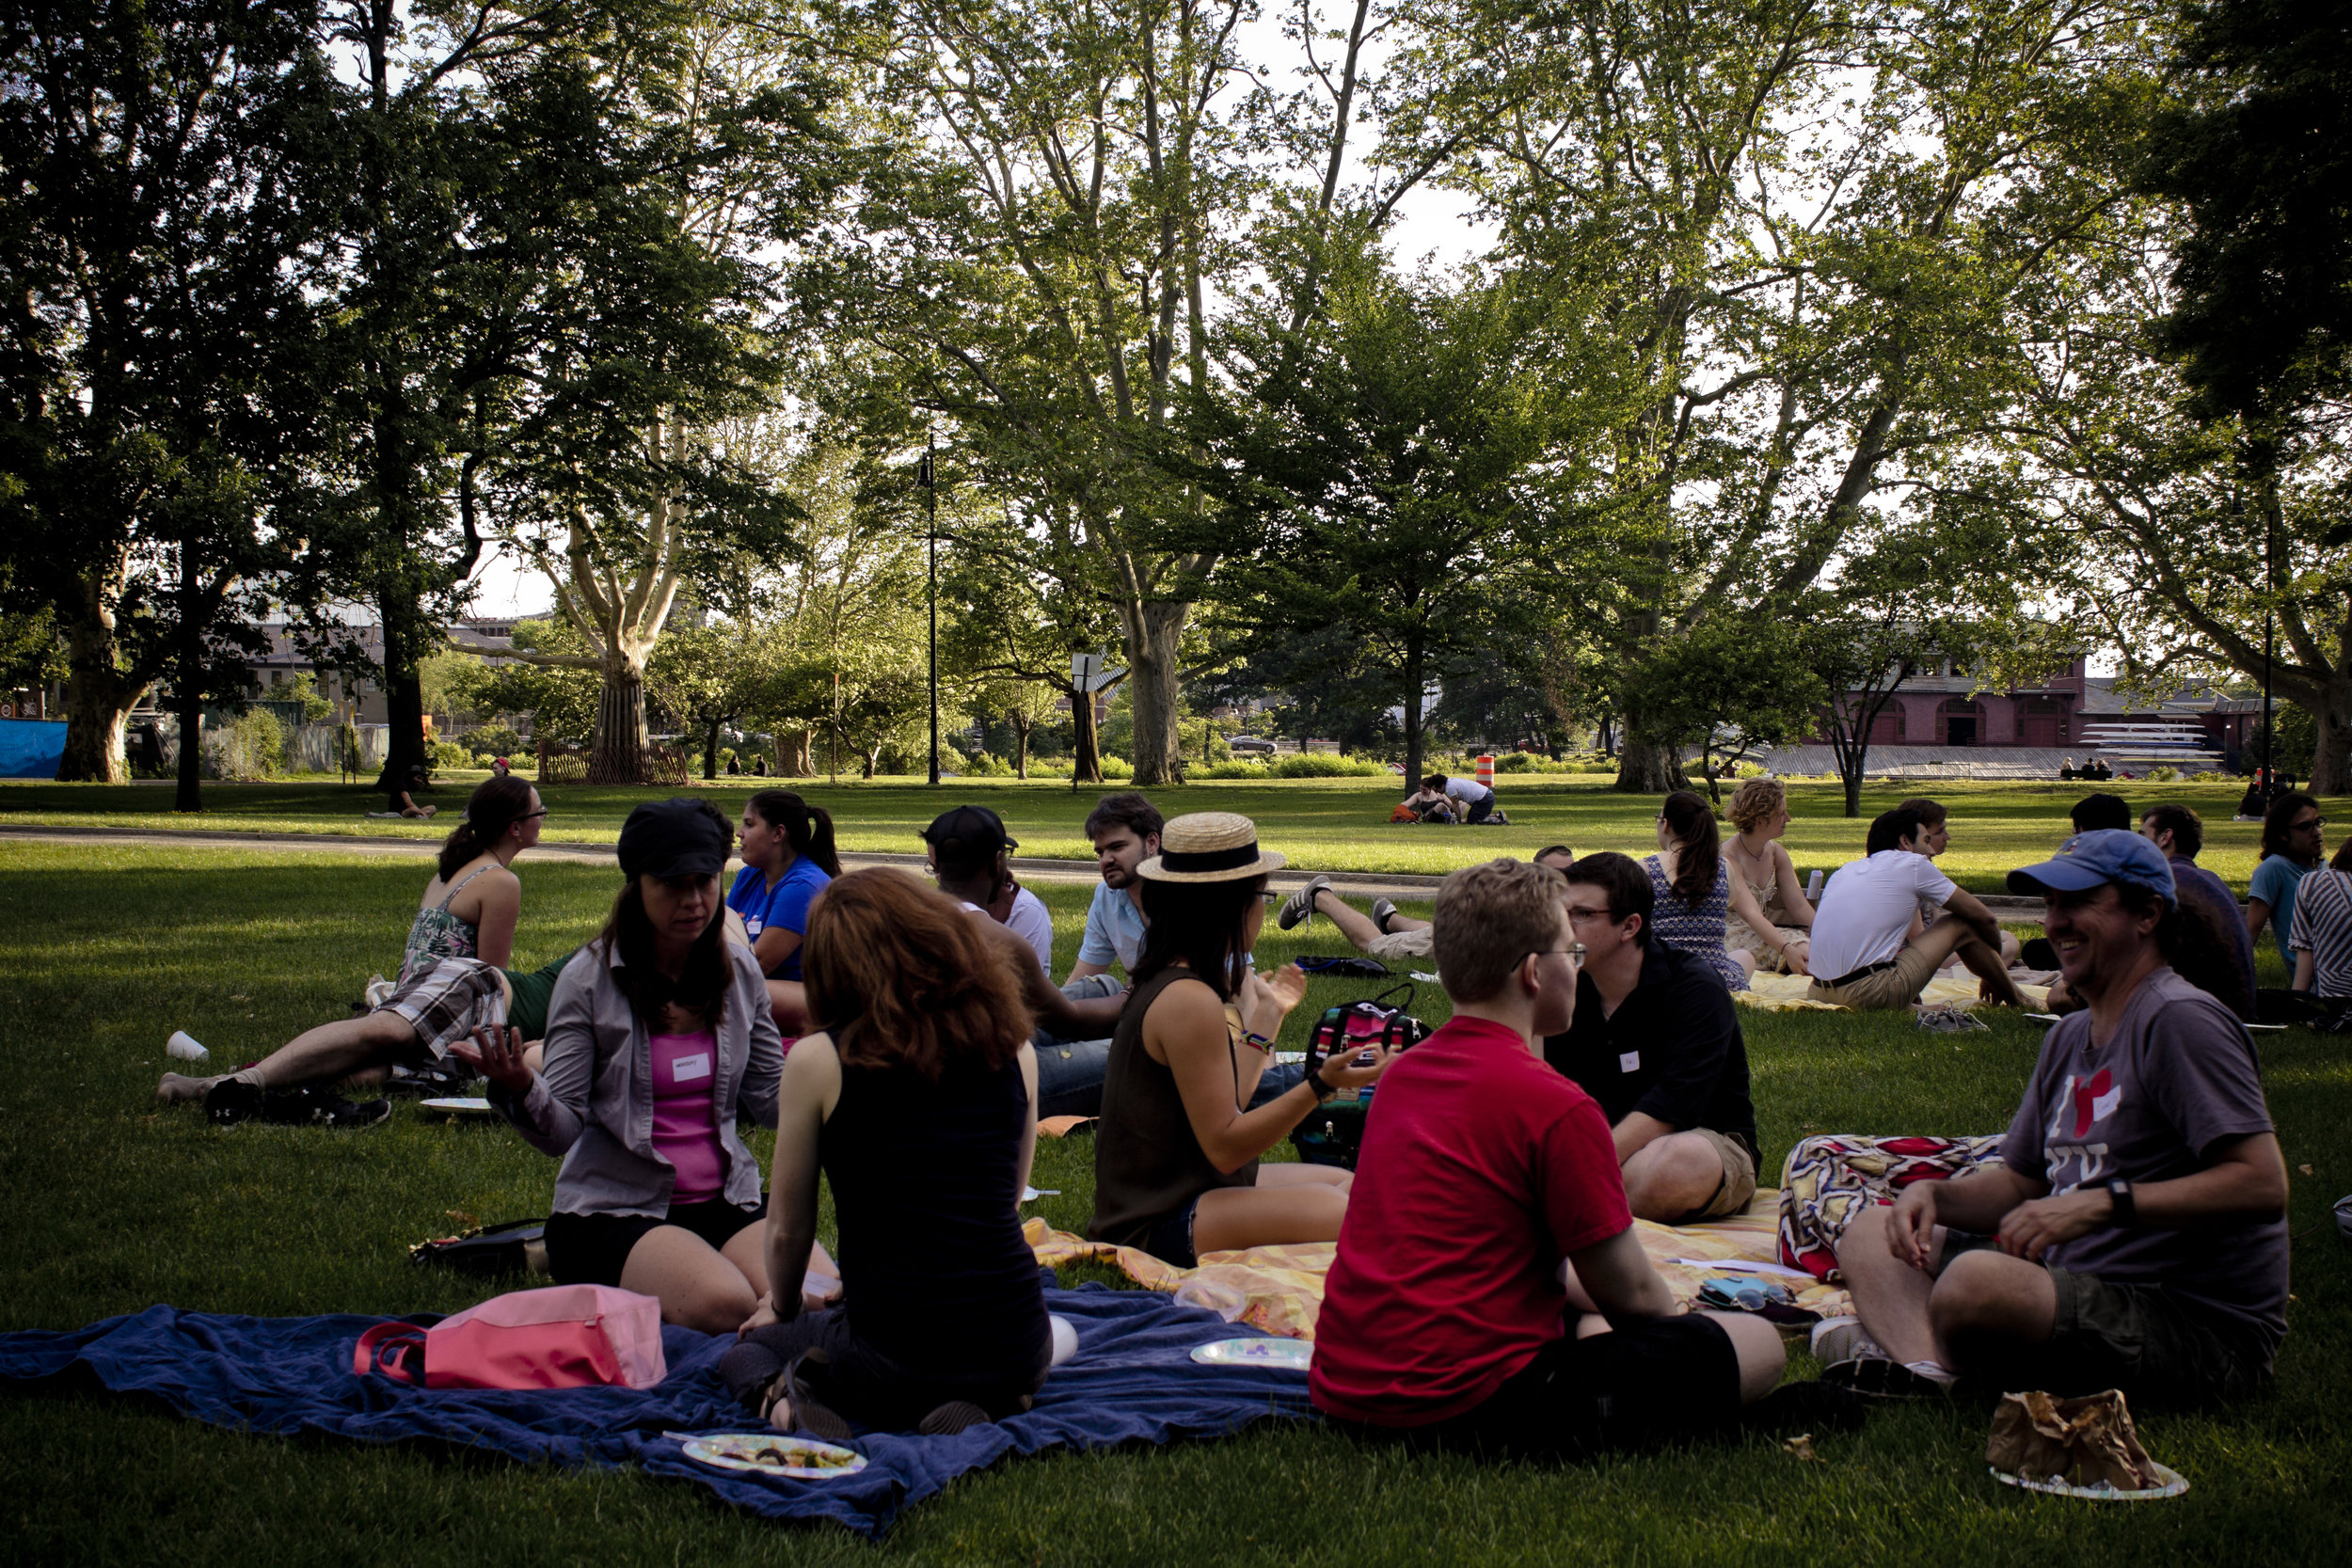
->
[2007,829,2175,906]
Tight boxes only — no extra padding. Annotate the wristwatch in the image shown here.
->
[2105,1179,2137,1227]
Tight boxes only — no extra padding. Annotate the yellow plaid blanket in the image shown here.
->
[1025,1190,1850,1340]
[1734,970,2051,1014]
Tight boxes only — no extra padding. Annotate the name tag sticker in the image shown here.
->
[673,1053,712,1083]
[1619,1052,1641,1074]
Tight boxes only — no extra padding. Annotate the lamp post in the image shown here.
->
[922,432,940,787]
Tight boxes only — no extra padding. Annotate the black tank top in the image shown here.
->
[820,1050,1046,1379]
[1087,967,1260,1247]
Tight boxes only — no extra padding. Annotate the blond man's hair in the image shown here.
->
[1727,777,1787,833]
[1432,858,1570,1004]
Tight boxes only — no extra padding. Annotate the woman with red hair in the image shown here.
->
[724,868,1057,1438]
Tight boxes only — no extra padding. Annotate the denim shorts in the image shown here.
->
[1140,1198,1203,1268]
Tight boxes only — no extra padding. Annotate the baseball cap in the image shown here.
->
[617,797,729,880]
[2007,829,2176,906]
[923,804,1017,861]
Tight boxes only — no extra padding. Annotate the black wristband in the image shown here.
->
[2106,1179,2137,1227]
[1304,1059,1338,1101]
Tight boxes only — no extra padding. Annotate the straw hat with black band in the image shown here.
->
[1136,811,1286,882]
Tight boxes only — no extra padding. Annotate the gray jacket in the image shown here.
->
[498,940,783,1217]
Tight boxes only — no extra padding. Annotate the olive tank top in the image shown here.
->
[1087,967,1260,1247]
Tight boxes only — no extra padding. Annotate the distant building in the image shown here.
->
[1804,653,2258,763]
[229,618,522,725]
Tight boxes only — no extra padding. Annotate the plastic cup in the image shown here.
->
[166,1030,209,1063]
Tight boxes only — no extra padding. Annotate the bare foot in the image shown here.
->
[156,1071,218,1104]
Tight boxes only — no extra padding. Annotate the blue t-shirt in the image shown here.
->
[1076,881,1148,974]
[2249,853,2312,968]
[728,856,832,981]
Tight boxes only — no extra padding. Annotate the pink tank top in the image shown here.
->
[648,1029,725,1206]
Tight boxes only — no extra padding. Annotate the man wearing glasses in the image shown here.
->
[1542,851,1760,1225]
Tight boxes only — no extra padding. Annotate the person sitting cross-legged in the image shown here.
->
[1542,851,1760,1225]
[1275,847,1575,965]
[1311,857,1835,1457]
[1806,805,2024,1011]
[1821,830,2290,1403]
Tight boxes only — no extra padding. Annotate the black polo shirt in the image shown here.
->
[1541,942,1757,1160]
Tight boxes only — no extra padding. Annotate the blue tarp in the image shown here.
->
[0,719,65,779]
[0,1278,1311,1537]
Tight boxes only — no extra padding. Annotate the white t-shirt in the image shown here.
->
[1443,777,1492,805]
[1003,886,1054,974]
[1807,850,1959,980]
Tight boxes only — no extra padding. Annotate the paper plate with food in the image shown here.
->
[1190,1337,1312,1370]
[680,1433,868,1479]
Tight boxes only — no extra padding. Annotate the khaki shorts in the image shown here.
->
[1366,927,1435,962]
[1808,942,1941,1010]
[380,958,509,1061]
[1677,1129,1759,1225]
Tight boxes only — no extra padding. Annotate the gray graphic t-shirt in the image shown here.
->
[2003,968,2287,1354]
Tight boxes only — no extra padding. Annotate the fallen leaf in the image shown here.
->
[1783,1434,1821,1463]
[2298,1164,2314,1177]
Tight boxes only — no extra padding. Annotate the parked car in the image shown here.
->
[1226,735,1278,756]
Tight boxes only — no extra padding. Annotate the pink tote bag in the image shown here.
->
[353,1284,667,1391]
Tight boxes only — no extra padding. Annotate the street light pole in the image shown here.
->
[924,431,940,787]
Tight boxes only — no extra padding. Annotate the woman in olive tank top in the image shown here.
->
[1087,813,1396,1266]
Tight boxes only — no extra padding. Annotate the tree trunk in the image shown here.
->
[1071,684,1104,784]
[1121,600,1188,785]
[1011,711,1032,779]
[1613,739,1688,794]
[589,660,651,784]
[173,663,204,813]
[703,716,721,781]
[373,585,428,791]
[56,562,141,783]
[2310,684,2352,795]
[1402,637,1427,795]
[777,727,813,776]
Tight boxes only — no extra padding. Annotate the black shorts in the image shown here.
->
[1331,1315,1741,1459]
[1139,1198,1203,1268]
[543,1196,768,1289]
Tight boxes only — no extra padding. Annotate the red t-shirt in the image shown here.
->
[1309,1015,1631,1426]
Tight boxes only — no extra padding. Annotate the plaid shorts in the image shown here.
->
[379,958,508,1061]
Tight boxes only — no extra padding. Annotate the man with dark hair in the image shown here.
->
[1806,808,2023,1010]
[2071,792,2133,834]
[2139,805,2257,1020]
[1542,851,1761,1224]
[1064,792,1163,992]
[1312,857,1812,1454]
[1822,831,2289,1403]
[1900,796,2020,967]
[922,805,1123,1116]
[1426,771,1502,825]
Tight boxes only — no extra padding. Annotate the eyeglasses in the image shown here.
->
[520,809,548,820]
[1526,944,1586,964]
[2294,817,2326,832]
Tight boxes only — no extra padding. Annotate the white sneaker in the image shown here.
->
[363,974,396,1009]
[1809,1315,1887,1365]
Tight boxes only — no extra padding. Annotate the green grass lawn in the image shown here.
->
[0,772,2277,894]
[1,842,2345,1565]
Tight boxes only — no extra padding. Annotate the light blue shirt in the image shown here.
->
[2250,853,2312,968]
[1076,881,1148,974]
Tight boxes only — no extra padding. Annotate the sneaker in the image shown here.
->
[915,1400,993,1436]
[321,1095,390,1130]
[1808,1315,1883,1366]
[1371,897,1399,936]
[203,1074,267,1128]
[774,1354,853,1442]
[1820,1356,1953,1400]
[1277,876,1331,931]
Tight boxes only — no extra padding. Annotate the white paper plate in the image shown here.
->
[1190,1337,1312,1370]
[2022,1013,2063,1024]
[1991,1459,2187,1501]
[418,1097,494,1115]
[681,1433,868,1479]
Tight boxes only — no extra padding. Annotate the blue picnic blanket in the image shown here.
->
[0,1278,1311,1537]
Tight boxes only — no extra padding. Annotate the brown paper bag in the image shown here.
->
[1986,1389,2156,1491]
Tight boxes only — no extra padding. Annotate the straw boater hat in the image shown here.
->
[1136,811,1286,882]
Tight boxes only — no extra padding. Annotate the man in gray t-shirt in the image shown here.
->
[1823,830,2290,1403]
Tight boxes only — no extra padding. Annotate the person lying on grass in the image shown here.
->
[156,775,548,1120]
[725,868,1067,1439]
[457,797,834,1335]
[1820,830,2289,1403]
[1087,812,1387,1265]
[1311,857,1845,1455]
[1542,852,1761,1226]
[1274,847,1575,966]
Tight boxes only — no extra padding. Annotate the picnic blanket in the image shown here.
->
[0,1275,1309,1539]
[1026,1194,1850,1338]
[1735,970,2051,1014]
[1776,1133,2006,1280]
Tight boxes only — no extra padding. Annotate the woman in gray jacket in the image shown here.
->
[461,797,830,1334]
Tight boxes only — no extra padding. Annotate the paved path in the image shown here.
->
[0,822,2060,918]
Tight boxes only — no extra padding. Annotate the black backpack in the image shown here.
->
[1289,986,1432,1170]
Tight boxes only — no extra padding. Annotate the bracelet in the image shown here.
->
[1304,1059,1338,1101]
[1240,1030,1274,1051]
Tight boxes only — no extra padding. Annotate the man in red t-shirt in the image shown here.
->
[1312,857,1818,1453]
